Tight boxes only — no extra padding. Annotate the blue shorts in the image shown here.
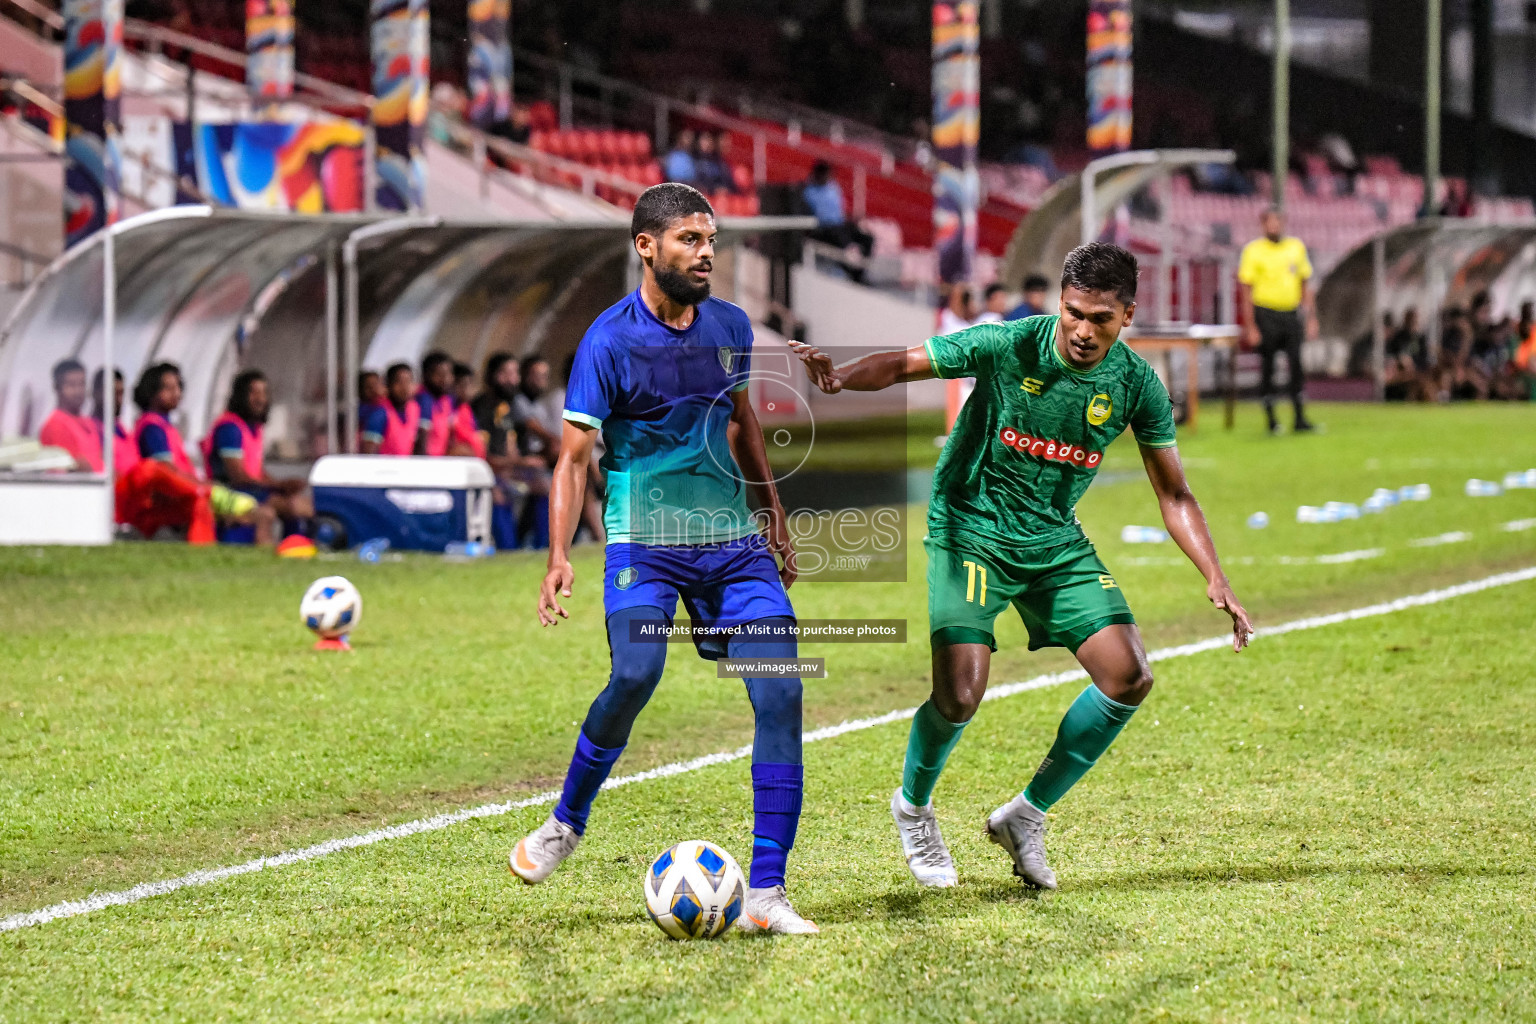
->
[603,535,795,660]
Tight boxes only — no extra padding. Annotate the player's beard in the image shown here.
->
[652,258,711,306]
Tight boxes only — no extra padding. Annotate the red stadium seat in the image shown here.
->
[630,132,653,162]
[528,101,557,132]
[731,163,753,193]
[575,129,601,163]
[597,131,624,163]
[529,130,549,153]
[640,161,663,187]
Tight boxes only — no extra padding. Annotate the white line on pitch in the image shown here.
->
[4,565,1536,934]
[1409,531,1473,547]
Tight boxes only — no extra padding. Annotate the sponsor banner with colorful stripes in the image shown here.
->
[931,1,979,286]
[62,0,123,247]
[467,0,512,129]
[245,0,296,104]
[370,0,429,210]
[1086,0,1133,153]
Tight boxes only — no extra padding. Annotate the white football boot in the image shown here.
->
[985,793,1058,890]
[890,789,958,887]
[736,885,820,935]
[508,813,581,884]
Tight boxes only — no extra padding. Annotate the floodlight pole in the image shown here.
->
[1271,0,1290,212]
[1424,0,1442,214]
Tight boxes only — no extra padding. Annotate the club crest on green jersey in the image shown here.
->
[1086,393,1113,426]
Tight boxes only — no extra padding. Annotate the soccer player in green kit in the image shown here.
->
[788,243,1253,890]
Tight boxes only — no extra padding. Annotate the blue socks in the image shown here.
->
[749,762,803,889]
[552,730,625,834]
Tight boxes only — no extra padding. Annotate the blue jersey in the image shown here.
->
[564,290,757,545]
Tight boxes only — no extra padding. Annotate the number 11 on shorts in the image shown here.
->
[963,560,988,604]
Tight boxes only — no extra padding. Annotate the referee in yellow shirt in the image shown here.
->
[1239,208,1317,434]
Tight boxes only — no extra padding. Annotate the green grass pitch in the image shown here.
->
[2,403,1534,1022]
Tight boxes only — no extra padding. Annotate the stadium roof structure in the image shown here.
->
[0,207,813,458]
[997,149,1237,305]
[1317,218,1536,356]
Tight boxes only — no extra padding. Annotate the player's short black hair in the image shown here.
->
[631,182,714,241]
[133,362,182,413]
[1060,242,1139,306]
[52,358,85,388]
[1023,273,1050,292]
[385,362,413,386]
[421,351,452,378]
[228,368,266,421]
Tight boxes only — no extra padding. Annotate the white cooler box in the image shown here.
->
[309,456,493,552]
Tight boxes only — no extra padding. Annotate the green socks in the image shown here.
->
[1023,684,1139,812]
[901,700,969,807]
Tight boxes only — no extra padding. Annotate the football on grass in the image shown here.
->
[300,576,362,639]
[644,840,745,940]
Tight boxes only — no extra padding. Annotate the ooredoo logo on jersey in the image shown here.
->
[997,427,1103,469]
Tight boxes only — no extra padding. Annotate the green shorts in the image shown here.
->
[925,534,1135,654]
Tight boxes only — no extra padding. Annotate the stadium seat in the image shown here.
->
[731,163,753,193]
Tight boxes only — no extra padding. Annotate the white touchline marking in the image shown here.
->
[5,565,1536,934]
[1409,531,1473,547]
[1503,519,1536,533]
[1309,548,1386,564]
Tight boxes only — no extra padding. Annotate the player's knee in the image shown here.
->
[1118,666,1154,705]
[931,684,982,724]
[609,647,666,696]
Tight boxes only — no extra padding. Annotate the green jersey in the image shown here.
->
[924,315,1177,551]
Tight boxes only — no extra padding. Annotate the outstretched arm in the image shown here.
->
[1140,443,1254,651]
[787,340,935,394]
[537,420,598,626]
[727,389,797,588]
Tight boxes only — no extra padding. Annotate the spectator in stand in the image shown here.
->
[122,362,251,544]
[470,352,553,548]
[491,104,532,146]
[514,353,603,543]
[938,283,977,336]
[693,131,733,195]
[1514,313,1536,401]
[1007,274,1051,320]
[663,128,697,186]
[357,370,384,417]
[202,369,313,546]
[415,351,484,457]
[453,361,477,407]
[360,363,419,455]
[975,284,1011,324]
[92,368,137,477]
[1382,308,1431,402]
[37,359,102,472]
[802,161,874,266]
[513,354,562,463]
[1238,208,1317,434]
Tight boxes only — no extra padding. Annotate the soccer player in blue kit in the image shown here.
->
[509,183,817,935]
